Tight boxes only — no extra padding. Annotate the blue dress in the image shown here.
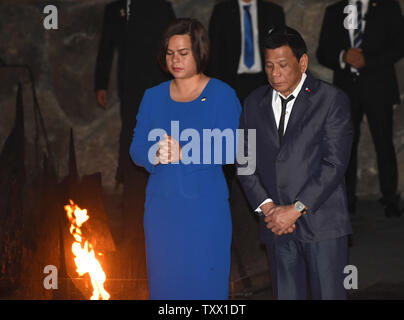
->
[130,78,241,299]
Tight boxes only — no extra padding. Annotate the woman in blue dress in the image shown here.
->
[130,18,241,299]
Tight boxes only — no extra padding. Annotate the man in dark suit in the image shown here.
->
[95,0,175,187]
[95,0,128,184]
[316,0,404,217]
[208,0,285,104]
[95,0,127,106]
[237,27,353,299]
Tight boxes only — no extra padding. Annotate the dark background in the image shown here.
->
[1,0,403,194]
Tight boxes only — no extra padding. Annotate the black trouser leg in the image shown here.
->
[365,103,398,204]
[120,90,145,239]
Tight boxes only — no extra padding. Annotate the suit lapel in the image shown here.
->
[229,0,242,63]
[259,86,280,148]
[280,74,315,149]
[361,0,378,48]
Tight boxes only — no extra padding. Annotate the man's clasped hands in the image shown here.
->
[261,201,302,236]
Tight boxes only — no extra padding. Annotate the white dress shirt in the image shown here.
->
[237,0,263,74]
[256,72,307,212]
[339,0,369,73]
[127,0,131,21]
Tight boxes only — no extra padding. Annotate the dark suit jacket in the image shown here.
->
[316,0,404,105]
[94,0,127,98]
[208,0,285,87]
[237,72,353,244]
[122,0,175,124]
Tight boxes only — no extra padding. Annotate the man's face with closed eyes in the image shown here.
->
[265,45,308,97]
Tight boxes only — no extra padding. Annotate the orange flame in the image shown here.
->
[64,200,110,300]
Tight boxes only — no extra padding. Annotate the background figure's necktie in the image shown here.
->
[353,1,363,48]
[278,95,295,144]
[244,5,254,68]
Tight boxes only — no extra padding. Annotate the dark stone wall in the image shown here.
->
[1,0,403,196]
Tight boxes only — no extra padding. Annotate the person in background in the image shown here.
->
[317,0,404,217]
[95,0,175,236]
[208,0,285,105]
[95,0,175,285]
[94,0,127,173]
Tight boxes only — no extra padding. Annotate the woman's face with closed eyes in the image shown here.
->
[166,34,198,79]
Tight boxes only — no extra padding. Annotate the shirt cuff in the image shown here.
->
[339,50,346,70]
[255,198,273,212]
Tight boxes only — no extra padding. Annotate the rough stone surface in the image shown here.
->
[1,0,403,195]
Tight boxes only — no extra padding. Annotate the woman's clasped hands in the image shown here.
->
[155,133,183,165]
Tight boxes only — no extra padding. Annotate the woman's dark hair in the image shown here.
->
[158,18,210,74]
[264,26,307,61]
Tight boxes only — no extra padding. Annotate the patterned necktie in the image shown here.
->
[278,95,295,144]
[244,5,254,68]
[353,1,363,48]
